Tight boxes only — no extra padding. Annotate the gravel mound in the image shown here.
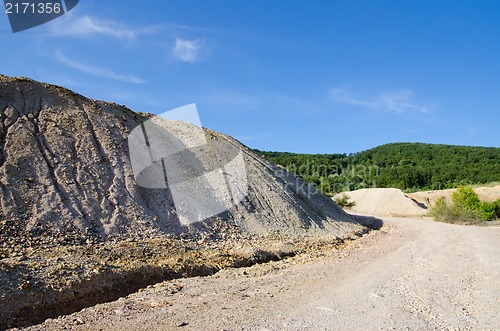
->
[0,74,366,251]
[0,75,372,329]
[335,188,428,217]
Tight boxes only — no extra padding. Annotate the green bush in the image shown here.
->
[452,186,480,209]
[495,200,500,218]
[480,202,496,221]
[429,197,455,222]
[334,193,356,209]
[430,186,498,223]
[483,199,500,220]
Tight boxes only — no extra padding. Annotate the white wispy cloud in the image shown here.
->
[48,15,155,40]
[55,50,146,84]
[172,38,205,63]
[47,14,212,65]
[379,90,428,114]
[330,88,428,114]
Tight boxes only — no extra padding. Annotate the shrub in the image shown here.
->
[429,197,454,222]
[482,199,500,220]
[452,185,481,211]
[430,186,499,223]
[495,200,500,218]
[480,202,496,221]
[334,193,356,209]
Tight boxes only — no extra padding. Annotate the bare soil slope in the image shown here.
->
[335,188,428,217]
[337,186,500,218]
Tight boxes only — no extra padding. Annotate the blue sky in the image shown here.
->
[1,0,499,153]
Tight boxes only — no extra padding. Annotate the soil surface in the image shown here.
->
[22,217,500,330]
[408,185,500,207]
[335,188,428,218]
[337,186,500,218]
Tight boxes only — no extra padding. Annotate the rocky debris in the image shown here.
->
[0,74,372,330]
[17,217,500,331]
[0,231,370,329]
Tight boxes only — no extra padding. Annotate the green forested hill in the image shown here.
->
[257,143,500,195]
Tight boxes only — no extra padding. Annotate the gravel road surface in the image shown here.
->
[25,217,499,330]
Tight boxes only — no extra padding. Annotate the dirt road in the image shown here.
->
[25,217,500,330]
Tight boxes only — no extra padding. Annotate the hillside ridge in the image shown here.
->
[258,143,500,194]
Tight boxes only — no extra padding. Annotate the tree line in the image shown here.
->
[257,143,500,195]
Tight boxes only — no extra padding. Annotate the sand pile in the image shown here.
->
[335,188,428,217]
[409,185,500,207]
